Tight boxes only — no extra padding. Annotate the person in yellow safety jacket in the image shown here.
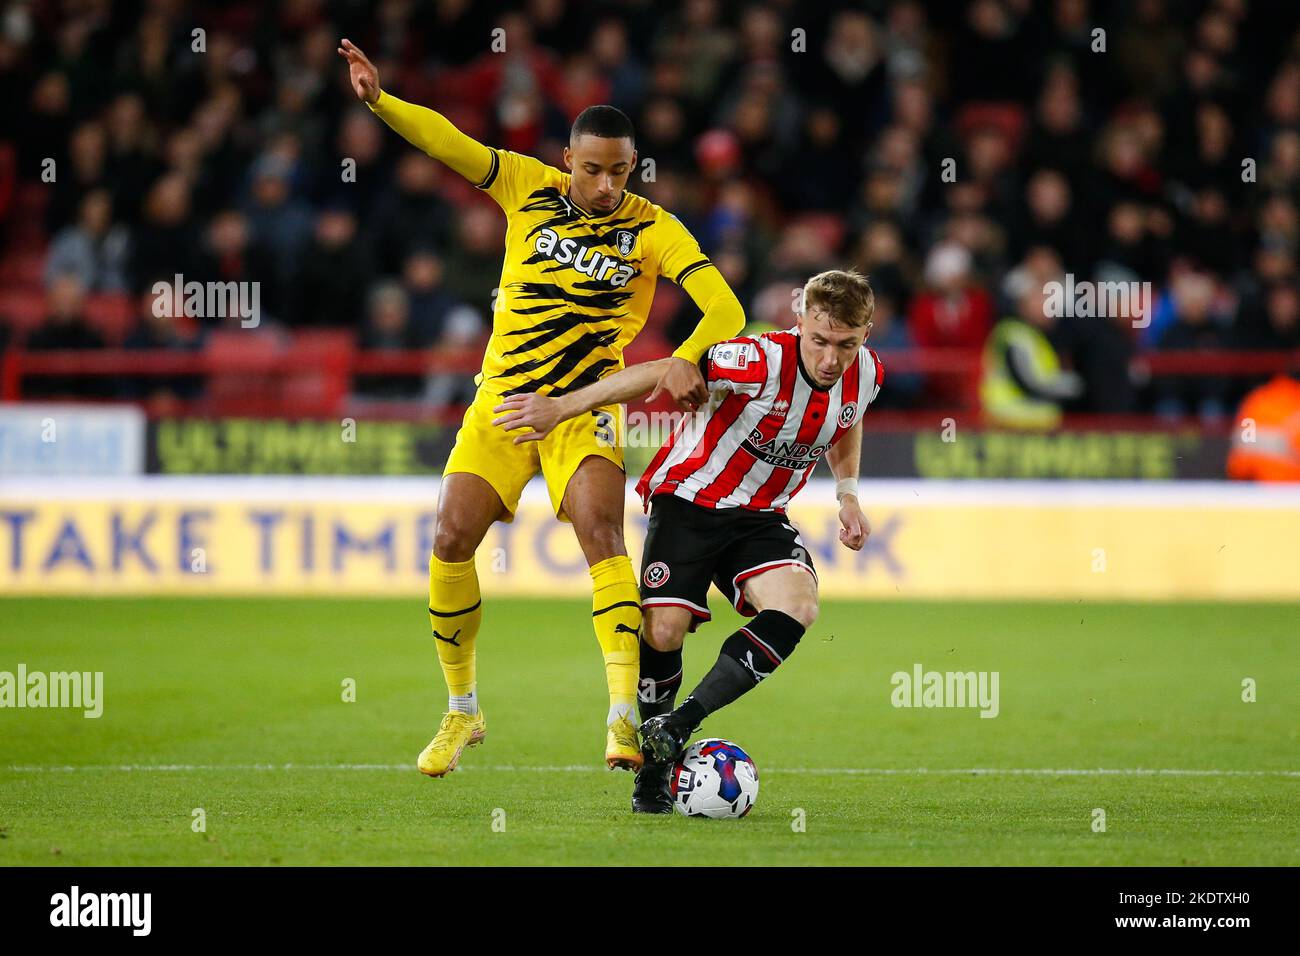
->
[1227,373,1300,481]
[981,285,1083,429]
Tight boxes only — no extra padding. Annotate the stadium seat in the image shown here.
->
[205,328,283,414]
[0,288,45,337]
[0,252,45,290]
[283,329,355,414]
[83,293,136,346]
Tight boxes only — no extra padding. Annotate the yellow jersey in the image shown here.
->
[368,90,744,397]
[472,147,717,395]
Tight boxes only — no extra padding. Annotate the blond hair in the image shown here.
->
[801,269,875,330]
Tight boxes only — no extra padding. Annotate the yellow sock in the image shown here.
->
[590,554,641,723]
[428,552,482,711]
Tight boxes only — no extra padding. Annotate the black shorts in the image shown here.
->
[638,493,818,632]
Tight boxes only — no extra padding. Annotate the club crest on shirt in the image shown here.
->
[839,402,858,427]
[615,229,636,256]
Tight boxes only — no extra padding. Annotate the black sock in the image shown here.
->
[675,610,805,728]
[637,637,683,725]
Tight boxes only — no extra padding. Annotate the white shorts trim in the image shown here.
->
[731,559,818,613]
[641,596,712,619]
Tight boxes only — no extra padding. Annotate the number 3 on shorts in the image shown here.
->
[592,410,615,447]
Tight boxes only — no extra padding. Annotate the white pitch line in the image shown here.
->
[4,764,1299,777]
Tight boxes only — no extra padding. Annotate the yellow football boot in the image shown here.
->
[605,713,643,771]
[417,710,486,777]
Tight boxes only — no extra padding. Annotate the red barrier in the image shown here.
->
[2,344,1297,418]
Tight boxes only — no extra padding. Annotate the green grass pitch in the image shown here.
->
[1,597,1296,866]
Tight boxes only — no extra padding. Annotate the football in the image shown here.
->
[671,738,760,818]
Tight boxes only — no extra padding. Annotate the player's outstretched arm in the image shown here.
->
[827,419,870,551]
[337,38,494,186]
[652,211,747,411]
[672,267,747,367]
[491,359,674,444]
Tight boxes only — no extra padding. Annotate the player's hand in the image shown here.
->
[337,38,380,104]
[492,394,562,444]
[838,498,870,551]
[648,356,707,411]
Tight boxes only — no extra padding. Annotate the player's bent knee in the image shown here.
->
[781,599,818,630]
[643,614,689,652]
[432,520,481,563]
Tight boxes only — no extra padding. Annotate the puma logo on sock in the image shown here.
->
[434,629,462,646]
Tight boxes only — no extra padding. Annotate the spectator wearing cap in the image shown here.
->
[909,241,994,352]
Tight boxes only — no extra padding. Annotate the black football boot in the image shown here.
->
[631,757,674,814]
[639,712,693,764]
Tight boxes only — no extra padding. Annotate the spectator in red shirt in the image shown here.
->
[909,241,994,351]
[907,241,994,404]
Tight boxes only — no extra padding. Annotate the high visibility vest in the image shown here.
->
[980,319,1064,429]
[1227,375,1300,482]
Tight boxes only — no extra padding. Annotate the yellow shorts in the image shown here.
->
[443,387,625,522]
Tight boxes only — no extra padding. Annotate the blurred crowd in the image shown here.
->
[1,0,1298,419]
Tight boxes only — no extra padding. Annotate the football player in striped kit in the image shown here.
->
[492,269,883,812]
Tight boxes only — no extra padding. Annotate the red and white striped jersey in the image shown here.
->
[636,328,883,513]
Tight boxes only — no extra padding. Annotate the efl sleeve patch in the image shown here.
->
[704,339,767,396]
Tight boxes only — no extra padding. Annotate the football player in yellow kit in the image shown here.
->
[338,39,745,776]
